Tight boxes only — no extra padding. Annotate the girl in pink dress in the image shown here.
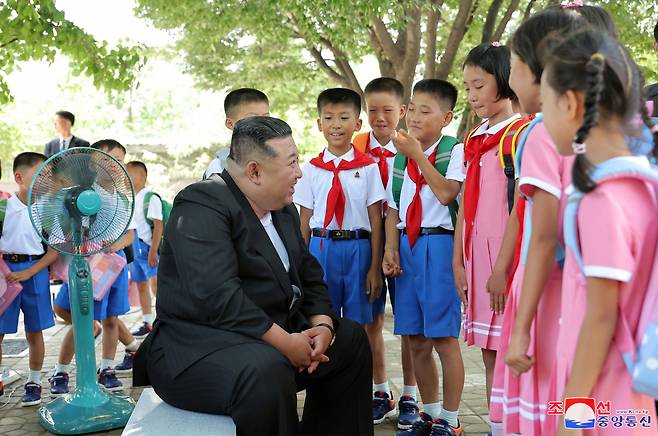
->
[454,42,523,412]
[540,29,658,436]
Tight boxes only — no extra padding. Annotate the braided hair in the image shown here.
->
[543,30,642,193]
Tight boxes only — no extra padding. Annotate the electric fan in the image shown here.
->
[29,147,136,434]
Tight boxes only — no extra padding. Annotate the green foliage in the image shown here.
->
[0,0,145,104]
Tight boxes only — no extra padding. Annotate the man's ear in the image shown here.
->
[245,160,261,184]
[443,111,454,127]
[225,118,235,130]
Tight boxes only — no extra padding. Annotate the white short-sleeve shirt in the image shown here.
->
[203,148,229,180]
[386,136,465,231]
[134,188,164,246]
[294,147,386,231]
[0,194,45,255]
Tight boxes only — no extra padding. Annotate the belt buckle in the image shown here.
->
[9,254,19,263]
[334,230,343,239]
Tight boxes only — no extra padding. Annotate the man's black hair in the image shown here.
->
[229,116,293,165]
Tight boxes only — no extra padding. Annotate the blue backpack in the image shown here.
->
[564,158,658,399]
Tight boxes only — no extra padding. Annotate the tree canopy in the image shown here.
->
[135,0,658,122]
[0,0,144,104]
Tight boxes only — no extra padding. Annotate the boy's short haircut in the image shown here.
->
[55,110,75,125]
[412,79,458,112]
[364,77,405,101]
[92,139,126,156]
[224,88,269,118]
[13,152,46,173]
[317,88,361,115]
[127,161,148,176]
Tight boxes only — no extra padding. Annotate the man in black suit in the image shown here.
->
[134,117,373,436]
[44,111,90,157]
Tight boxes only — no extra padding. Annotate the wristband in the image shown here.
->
[314,322,336,345]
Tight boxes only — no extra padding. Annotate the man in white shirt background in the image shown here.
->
[44,111,90,158]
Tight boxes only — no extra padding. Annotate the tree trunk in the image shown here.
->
[423,0,446,79]
[436,0,475,80]
[482,0,505,42]
[493,0,522,41]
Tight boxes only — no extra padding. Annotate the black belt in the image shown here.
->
[402,227,454,236]
[3,253,45,263]
[312,229,371,240]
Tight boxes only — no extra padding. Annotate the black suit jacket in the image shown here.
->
[44,135,90,157]
[134,171,336,382]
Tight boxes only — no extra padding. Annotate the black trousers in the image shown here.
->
[145,319,374,436]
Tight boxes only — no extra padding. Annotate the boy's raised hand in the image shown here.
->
[392,129,424,161]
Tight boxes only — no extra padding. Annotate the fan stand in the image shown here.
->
[38,190,135,434]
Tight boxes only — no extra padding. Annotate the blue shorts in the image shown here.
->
[309,234,380,325]
[130,238,158,283]
[0,259,54,334]
[54,250,130,320]
[394,234,461,338]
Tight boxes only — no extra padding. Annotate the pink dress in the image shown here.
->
[489,122,573,435]
[463,129,512,350]
[544,157,658,435]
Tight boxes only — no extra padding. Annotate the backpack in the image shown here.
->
[390,135,460,227]
[464,117,533,214]
[563,158,658,399]
[143,192,172,251]
[353,132,369,153]
[0,198,6,238]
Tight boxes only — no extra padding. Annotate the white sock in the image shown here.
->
[374,381,390,394]
[100,359,113,369]
[143,313,155,325]
[55,363,71,374]
[28,369,41,384]
[423,402,442,418]
[439,404,459,427]
[402,384,417,398]
[125,340,139,352]
[491,421,504,436]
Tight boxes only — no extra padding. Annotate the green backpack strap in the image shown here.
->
[435,136,460,228]
[391,136,460,228]
[143,191,161,229]
[0,199,7,237]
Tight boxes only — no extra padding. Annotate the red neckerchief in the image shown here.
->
[309,147,374,235]
[405,147,438,250]
[365,135,396,188]
[463,125,508,259]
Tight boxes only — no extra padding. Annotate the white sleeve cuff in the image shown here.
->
[584,265,632,282]
[519,176,561,199]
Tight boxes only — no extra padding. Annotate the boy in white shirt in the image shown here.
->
[126,161,162,338]
[0,152,58,406]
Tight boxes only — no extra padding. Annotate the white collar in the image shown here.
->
[60,135,73,141]
[259,211,273,226]
[323,147,355,163]
[471,114,521,137]
[423,135,444,157]
[369,132,396,154]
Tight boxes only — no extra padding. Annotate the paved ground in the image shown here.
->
[0,292,491,435]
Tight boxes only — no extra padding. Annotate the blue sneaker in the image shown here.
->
[373,391,396,424]
[98,368,123,391]
[48,372,70,396]
[398,395,421,429]
[114,351,135,374]
[131,322,152,338]
[21,382,42,407]
[396,411,433,436]
[429,418,462,436]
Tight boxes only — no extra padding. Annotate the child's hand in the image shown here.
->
[392,129,424,161]
[148,250,158,268]
[453,262,468,306]
[505,328,534,376]
[486,268,508,314]
[366,268,383,303]
[382,248,402,277]
[6,269,33,283]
